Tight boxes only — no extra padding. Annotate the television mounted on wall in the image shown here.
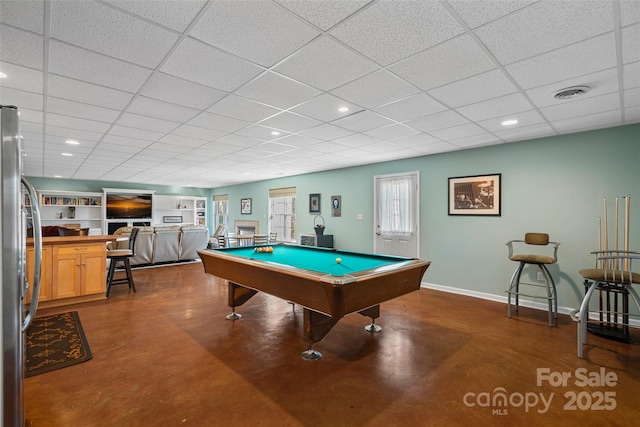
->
[106,193,152,219]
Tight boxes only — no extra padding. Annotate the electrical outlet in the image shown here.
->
[537,272,545,282]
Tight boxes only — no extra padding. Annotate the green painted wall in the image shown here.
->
[213,124,640,311]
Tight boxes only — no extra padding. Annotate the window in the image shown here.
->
[268,187,296,242]
[213,194,228,233]
[378,176,412,234]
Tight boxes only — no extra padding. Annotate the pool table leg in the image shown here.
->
[361,306,382,332]
[226,282,258,320]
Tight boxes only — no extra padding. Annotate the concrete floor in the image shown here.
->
[25,261,640,426]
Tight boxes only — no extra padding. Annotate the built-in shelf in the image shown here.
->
[34,190,104,235]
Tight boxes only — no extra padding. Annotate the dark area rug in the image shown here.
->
[25,311,92,377]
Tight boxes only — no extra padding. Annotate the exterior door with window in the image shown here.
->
[373,172,419,258]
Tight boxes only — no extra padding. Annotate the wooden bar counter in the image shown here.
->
[27,235,115,308]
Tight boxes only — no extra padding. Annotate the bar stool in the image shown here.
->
[506,233,560,326]
[106,227,139,296]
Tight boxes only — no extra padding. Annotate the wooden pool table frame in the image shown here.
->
[198,244,430,359]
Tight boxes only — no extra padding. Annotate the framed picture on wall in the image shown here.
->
[309,193,320,213]
[241,198,252,215]
[448,173,501,216]
[331,195,341,217]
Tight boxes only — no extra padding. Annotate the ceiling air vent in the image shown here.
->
[552,86,590,100]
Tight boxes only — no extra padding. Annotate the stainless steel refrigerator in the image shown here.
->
[1,105,43,425]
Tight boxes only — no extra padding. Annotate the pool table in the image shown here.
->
[198,244,431,359]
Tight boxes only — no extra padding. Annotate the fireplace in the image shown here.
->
[234,220,259,234]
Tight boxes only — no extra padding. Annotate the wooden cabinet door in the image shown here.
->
[52,247,82,299]
[81,251,106,295]
[26,245,52,303]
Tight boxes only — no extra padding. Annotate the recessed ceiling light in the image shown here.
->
[501,119,518,126]
[270,131,280,136]
[552,86,590,100]
[65,139,80,145]
[0,72,7,79]
[53,175,62,178]
[338,106,349,113]
[61,152,73,156]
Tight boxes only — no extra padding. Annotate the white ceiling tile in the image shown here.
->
[101,134,153,149]
[389,34,496,91]
[429,123,487,140]
[331,110,394,132]
[0,0,44,34]
[235,71,321,109]
[298,123,354,141]
[494,123,556,142]
[49,40,151,93]
[17,108,42,123]
[274,36,377,91]
[476,1,613,64]
[457,93,533,122]
[271,134,322,149]
[620,0,640,27]
[622,23,640,64]
[505,33,617,89]
[160,38,263,92]
[47,97,120,123]
[157,134,208,147]
[330,0,463,66]
[171,125,225,142]
[0,62,43,93]
[552,110,622,133]
[625,105,640,123]
[207,94,281,122]
[47,75,133,110]
[234,124,291,141]
[448,133,502,148]
[117,112,179,133]
[373,93,447,122]
[406,110,470,133]
[97,140,147,154]
[186,112,250,133]
[427,69,518,108]
[258,111,321,133]
[210,134,263,149]
[276,0,371,31]
[291,93,362,122]
[126,96,200,122]
[0,87,43,110]
[364,123,420,141]
[46,113,111,133]
[331,70,419,108]
[0,25,44,70]
[447,0,536,29]
[190,0,319,67]
[541,92,621,121]
[526,68,620,109]
[108,124,165,141]
[20,122,44,135]
[140,72,227,110]
[624,87,640,108]
[477,109,546,133]
[393,133,442,148]
[45,125,104,142]
[101,0,207,32]
[333,133,384,147]
[623,62,640,89]
[50,1,179,68]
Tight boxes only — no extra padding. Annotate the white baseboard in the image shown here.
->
[420,281,640,328]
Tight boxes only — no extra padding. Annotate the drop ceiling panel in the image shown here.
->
[49,0,179,68]
[330,0,463,66]
[47,75,134,110]
[47,97,120,123]
[475,1,613,64]
[331,110,395,132]
[0,0,45,33]
[447,0,537,29]
[235,71,322,109]
[331,70,420,108]
[140,73,227,110]
[186,112,249,133]
[48,41,151,93]
[0,62,43,93]
[541,92,621,121]
[388,35,496,91]
[406,110,470,133]
[298,123,354,141]
[258,111,322,133]
[126,97,200,123]
[552,110,622,133]
[101,0,208,32]
[623,62,640,89]
[621,24,640,63]
[456,93,535,122]
[116,112,179,134]
[373,93,447,122]
[160,38,263,92]
[276,0,373,31]
[290,93,362,122]
[0,25,44,69]
[207,94,282,122]
[274,36,377,91]
[190,0,319,67]
[0,87,43,110]
[427,69,518,109]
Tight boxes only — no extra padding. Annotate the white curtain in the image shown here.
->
[378,176,412,234]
